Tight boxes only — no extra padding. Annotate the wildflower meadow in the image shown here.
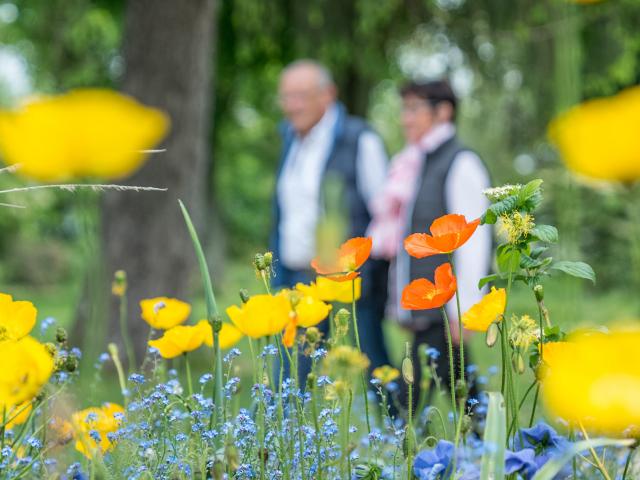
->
[0,84,639,480]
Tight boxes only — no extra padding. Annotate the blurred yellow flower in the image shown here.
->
[72,403,124,458]
[148,321,210,359]
[296,277,361,303]
[372,365,400,385]
[462,287,506,332]
[542,330,640,434]
[324,345,370,380]
[200,320,244,350]
[548,86,640,182]
[226,294,290,339]
[0,336,53,408]
[140,297,191,330]
[0,293,36,341]
[294,294,332,328]
[539,341,575,368]
[4,401,32,430]
[0,89,169,181]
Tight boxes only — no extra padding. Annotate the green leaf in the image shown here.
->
[530,225,558,244]
[529,246,548,259]
[551,261,596,284]
[517,179,543,203]
[497,244,521,274]
[532,438,633,480]
[480,392,506,480]
[478,274,502,289]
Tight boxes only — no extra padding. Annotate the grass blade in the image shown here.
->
[480,392,506,480]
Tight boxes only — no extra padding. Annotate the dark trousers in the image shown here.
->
[274,259,391,385]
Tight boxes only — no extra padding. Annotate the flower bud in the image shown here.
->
[461,414,473,435]
[534,284,544,302]
[354,462,383,480]
[486,321,500,347]
[334,308,350,332]
[305,326,321,345]
[253,253,268,272]
[306,372,317,391]
[112,270,127,297]
[55,327,68,344]
[514,352,526,374]
[211,315,223,333]
[402,357,414,385]
[263,251,273,267]
[239,289,250,304]
[455,380,468,400]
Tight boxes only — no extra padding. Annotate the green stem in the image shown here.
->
[529,384,540,427]
[448,254,465,385]
[351,279,372,434]
[407,382,414,480]
[118,291,136,373]
[184,353,193,398]
[178,201,224,435]
[579,423,613,480]
[623,447,635,480]
[440,307,458,426]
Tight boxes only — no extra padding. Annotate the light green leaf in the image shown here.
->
[480,392,506,480]
[532,438,633,480]
[551,261,596,284]
[518,179,543,203]
[530,225,558,244]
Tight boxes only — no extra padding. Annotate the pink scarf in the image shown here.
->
[367,123,455,259]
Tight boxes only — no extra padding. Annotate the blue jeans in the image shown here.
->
[273,259,391,387]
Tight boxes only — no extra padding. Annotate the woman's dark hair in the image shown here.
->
[400,80,457,121]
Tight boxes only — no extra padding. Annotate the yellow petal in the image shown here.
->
[295,295,331,328]
[0,336,53,409]
[315,276,361,303]
[0,293,37,341]
[72,403,124,458]
[140,297,191,330]
[148,323,206,359]
[0,89,169,182]
[548,86,640,182]
[462,287,506,332]
[227,294,290,339]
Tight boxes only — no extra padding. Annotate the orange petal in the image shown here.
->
[434,263,457,293]
[404,233,442,258]
[338,237,372,271]
[401,278,438,310]
[283,321,297,348]
[429,214,470,236]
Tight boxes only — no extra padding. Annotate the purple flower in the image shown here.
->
[512,422,572,478]
[505,448,537,479]
[414,441,453,479]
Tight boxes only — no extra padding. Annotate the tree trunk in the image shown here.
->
[94,0,217,365]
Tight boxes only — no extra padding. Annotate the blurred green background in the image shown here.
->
[1,0,639,378]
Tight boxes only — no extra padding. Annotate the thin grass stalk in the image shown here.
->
[439,307,457,426]
[178,200,224,432]
[351,279,372,434]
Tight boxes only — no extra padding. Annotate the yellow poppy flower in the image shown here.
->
[140,297,191,330]
[200,320,243,350]
[148,322,209,359]
[539,341,576,368]
[0,89,169,181]
[71,403,124,458]
[226,294,290,339]
[0,293,36,341]
[295,294,332,328]
[372,365,400,385]
[0,336,53,408]
[461,287,506,332]
[296,277,361,303]
[548,85,640,182]
[542,330,640,435]
[4,401,32,430]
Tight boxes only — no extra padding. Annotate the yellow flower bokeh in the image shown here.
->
[148,321,211,359]
[72,403,124,458]
[296,277,361,303]
[372,365,400,386]
[461,287,506,332]
[226,294,290,339]
[548,85,640,182]
[0,89,169,182]
[0,293,37,341]
[200,320,244,350]
[294,294,332,328]
[140,297,191,330]
[542,330,640,435]
[0,336,54,408]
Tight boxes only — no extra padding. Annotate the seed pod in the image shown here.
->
[238,289,250,304]
[533,284,544,302]
[402,356,414,385]
[55,327,68,344]
[486,321,500,347]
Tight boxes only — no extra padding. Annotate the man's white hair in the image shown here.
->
[281,59,335,89]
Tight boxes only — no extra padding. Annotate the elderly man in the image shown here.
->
[271,59,390,380]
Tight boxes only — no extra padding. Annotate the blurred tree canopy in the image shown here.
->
[1,0,640,290]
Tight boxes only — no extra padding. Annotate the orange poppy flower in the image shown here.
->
[311,237,372,282]
[404,214,480,258]
[401,263,457,310]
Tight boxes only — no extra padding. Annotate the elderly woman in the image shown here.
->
[367,80,492,407]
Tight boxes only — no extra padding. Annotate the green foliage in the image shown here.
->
[480,392,506,480]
